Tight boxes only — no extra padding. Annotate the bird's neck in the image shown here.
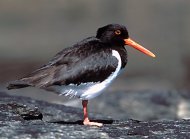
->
[109,45,128,69]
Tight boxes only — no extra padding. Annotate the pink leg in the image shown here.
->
[82,100,103,127]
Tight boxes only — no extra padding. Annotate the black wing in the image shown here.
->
[49,49,118,86]
[7,37,119,89]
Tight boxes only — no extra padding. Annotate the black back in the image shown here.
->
[7,24,129,89]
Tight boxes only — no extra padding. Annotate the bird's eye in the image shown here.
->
[115,30,121,35]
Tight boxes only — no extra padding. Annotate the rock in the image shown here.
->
[89,89,190,120]
[5,102,43,120]
[0,91,190,139]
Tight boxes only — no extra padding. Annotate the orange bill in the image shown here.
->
[124,38,156,58]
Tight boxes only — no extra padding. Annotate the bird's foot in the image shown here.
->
[83,119,103,127]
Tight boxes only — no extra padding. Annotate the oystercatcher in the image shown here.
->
[7,24,155,126]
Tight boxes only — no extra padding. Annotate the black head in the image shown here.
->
[96,24,129,46]
[96,24,156,58]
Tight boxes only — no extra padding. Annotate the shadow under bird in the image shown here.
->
[7,24,156,126]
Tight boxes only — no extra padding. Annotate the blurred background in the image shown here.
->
[1,0,190,121]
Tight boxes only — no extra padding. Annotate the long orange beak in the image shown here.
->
[124,38,156,58]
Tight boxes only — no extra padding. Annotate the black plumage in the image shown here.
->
[7,24,155,126]
[7,24,128,90]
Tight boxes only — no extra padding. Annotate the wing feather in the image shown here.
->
[7,37,119,89]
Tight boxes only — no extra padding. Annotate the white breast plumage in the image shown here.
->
[51,50,122,100]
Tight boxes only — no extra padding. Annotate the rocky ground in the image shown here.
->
[5,79,190,121]
[1,91,190,139]
[89,89,190,120]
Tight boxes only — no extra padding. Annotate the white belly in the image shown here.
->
[52,50,122,100]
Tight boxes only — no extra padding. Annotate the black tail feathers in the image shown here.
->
[7,81,31,90]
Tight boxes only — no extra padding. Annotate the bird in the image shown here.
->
[7,24,156,127]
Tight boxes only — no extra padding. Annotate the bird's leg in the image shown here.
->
[82,100,103,127]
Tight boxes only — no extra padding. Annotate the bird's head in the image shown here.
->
[96,24,155,58]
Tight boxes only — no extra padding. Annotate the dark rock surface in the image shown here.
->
[1,91,190,139]
[63,89,190,121]
[90,89,183,120]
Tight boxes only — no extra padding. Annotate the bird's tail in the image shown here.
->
[7,80,31,90]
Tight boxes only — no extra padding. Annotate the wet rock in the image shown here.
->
[0,91,190,139]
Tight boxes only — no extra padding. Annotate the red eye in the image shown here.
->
[115,30,121,35]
